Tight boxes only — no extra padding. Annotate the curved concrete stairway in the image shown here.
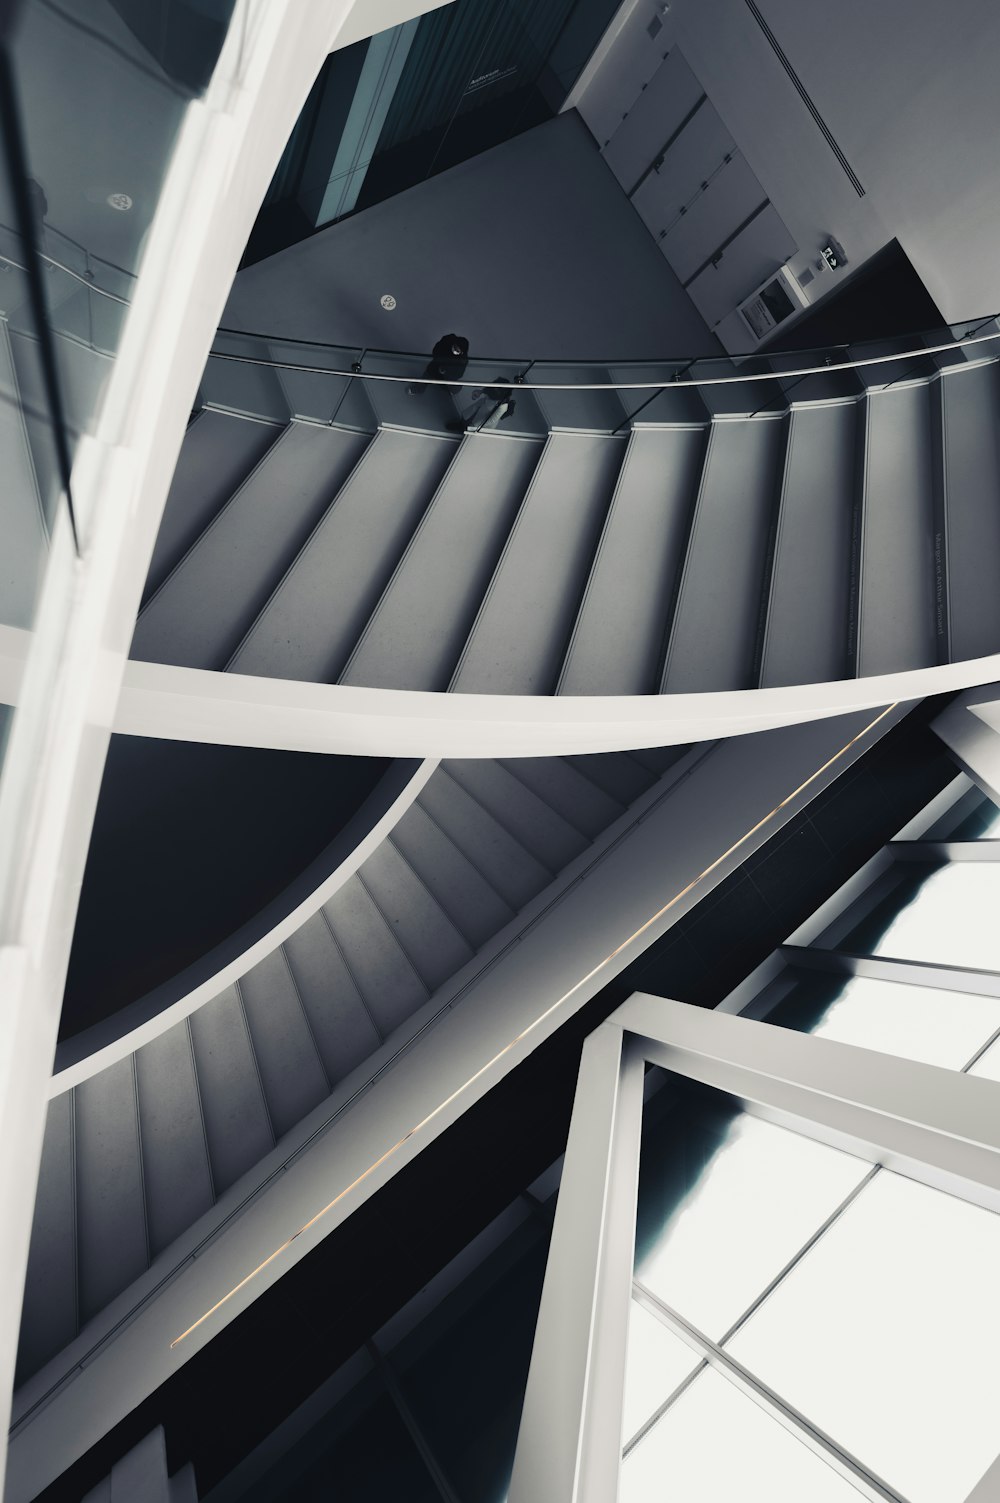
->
[129,347,1000,696]
[16,745,685,1384]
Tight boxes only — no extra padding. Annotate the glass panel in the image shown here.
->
[728,1170,1000,1503]
[767,971,1000,1069]
[621,1298,699,1445]
[621,1366,863,1503]
[864,863,1000,970]
[634,1078,870,1340]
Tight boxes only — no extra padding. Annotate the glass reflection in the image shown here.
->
[621,1299,698,1445]
[634,1079,869,1340]
[768,972,1000,1069]
[621,1366,864,1503]
[923,782,1000,840]
[728,1171,1000,1503]
[863,863,1000,970]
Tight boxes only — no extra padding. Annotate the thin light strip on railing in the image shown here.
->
[205,327,1000,391]
[168,703,898,1349]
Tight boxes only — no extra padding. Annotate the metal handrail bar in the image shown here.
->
[216,313,1000,368]
[0,249,131,305]
[204,325,1000,392]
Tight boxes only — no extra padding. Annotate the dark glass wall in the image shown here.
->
[243,0,621,265]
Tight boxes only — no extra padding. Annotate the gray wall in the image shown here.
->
[582,0,1000,329]
[222,112,718,361]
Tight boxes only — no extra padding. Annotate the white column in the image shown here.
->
[509,1022,644,1503]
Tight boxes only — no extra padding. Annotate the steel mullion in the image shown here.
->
[366,1340,462,1503]
[781,944,1000,998]
[632,1281,909,1503]
[625,996,1000,1453]
[619,995,1000,1214]
[509,1024,645,1503]
[622,1165,880,1453]
[891,839,1000,862]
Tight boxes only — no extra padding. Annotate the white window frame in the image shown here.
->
[509,993,1000,1503]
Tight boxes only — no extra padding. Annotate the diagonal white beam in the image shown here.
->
[617,994,1000,1213]
[6,624,1000,757]
[509,1023,644,1503]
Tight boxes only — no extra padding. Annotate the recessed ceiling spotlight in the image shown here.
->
[380,293,397,310]
[106,192,133,211]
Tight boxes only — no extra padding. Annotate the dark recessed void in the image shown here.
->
[762,240,945,350]
[61,737,390,1042]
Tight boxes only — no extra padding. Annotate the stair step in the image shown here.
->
[132,422,369,670]
[858,386,936,675]
[75,1062,148,1324]
[143,410,280,604]
[662,417,786,691]
[358,841,474,992]
[940,361,1000,662]
[444,759,590,870]
[200,346,290,424]
[323,880,429,1039]
[390,801,516,949]
[239,951,329,1139]
[421,768,553,911]
[16,1094,77,1383]
[341,433,543,690]
[498,756,625,838]
[135,1024,215,1256]
[282,918,383,1082]
[607,367,709,428]
[760,402,856,687]
[560,426,706,694]
[853,338,936,392]
[565,751,650,806]
[627,746,690,778]
[528,364,629,433]
[451,433,626,694]
[0,319,47,628]
[230,427,455,682]
[189,988,275,1195]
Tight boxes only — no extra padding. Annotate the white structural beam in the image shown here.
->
[108,655,995,757]
[618,994,1000,1215]
[47,758,436,1094]
[5,625,1000,757]
[0,0,452,1492]
[509,1024,644,1503]
[933,682,1000,806]
[6,707,894,1501]
[510,993,1000,1503]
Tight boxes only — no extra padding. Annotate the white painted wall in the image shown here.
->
[754,0,1000,322]
[576,0,1000,329]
